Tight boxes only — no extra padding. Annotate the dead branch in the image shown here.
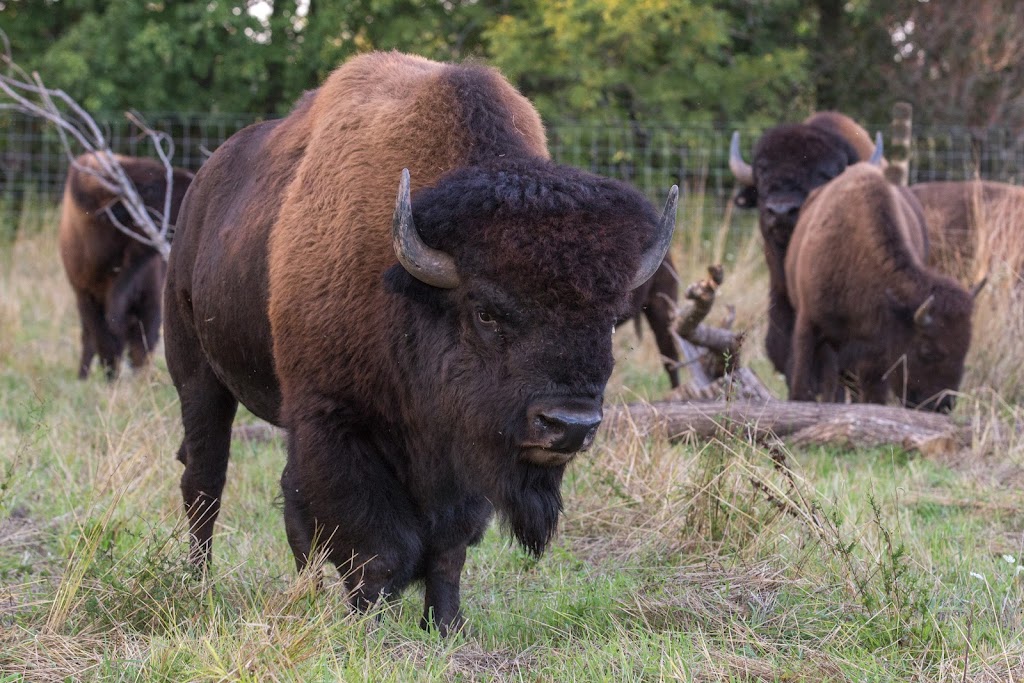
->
[0,31,174,260]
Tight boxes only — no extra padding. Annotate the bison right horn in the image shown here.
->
[629,185,678,290]
[913,294,935,327]
[729,132,754,186]
[392,168,460,289]
[869,132,885,166]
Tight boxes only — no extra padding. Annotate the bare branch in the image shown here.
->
[0,30,174,260]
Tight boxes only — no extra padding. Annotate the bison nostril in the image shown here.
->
[536,409,602,453]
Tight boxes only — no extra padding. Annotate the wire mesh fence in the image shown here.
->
[3,110,1024,239]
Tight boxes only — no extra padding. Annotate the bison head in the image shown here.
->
[887,278,978,412]
[730,126,877,252]
[385,160,675,552]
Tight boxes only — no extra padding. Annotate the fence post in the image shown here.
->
[886,101,913,186]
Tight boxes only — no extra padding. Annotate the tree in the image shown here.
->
[483,0,809,127]
[883,0,1024,131]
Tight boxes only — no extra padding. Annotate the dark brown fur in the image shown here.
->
[164,52,669,634]
[732,112,877,378]
[58,153,192,379]
[786,164,974,411]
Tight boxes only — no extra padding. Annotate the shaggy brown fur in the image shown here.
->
[786,163,974,411]
[912,180,1024,280]
[58,153,192,379]
[164,52,673,635]
[731,112,879,380]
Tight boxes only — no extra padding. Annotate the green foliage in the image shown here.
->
[484,0,809,126]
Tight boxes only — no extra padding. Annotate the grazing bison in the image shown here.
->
[729,112,882,377]
[786,163,977,411]
[59,153,192,379]
[911,180,1024,280]
[164,52,676,635]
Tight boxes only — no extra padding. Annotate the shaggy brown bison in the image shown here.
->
[911,180,1024,280]
[164,52,676,635]
[729,112,882,377]
[59,153,192,379]
[786,163,977,411]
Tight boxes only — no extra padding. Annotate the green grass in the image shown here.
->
[1,208,1022,681]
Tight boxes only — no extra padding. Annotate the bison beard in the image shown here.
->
[166,52,676,637]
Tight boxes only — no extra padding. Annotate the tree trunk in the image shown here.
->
[603,399,961,456]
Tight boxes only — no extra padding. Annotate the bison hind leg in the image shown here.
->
[72,290,106,379]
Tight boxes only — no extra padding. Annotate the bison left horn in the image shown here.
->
[869,132,885,166]
[392,168,460,289]
[729,132,754,186]
[913,294,935,327]
[630,185,679,290]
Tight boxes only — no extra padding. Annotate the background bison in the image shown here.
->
[786,163,976,411]
[911,180,1024,281]
[58,153,192,379]
[164,52,676,635]
[729,112,882,379]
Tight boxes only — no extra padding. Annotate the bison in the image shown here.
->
[785,162,978,411]
[164,52,677,635]
[627,259,680,388]
[58,153,192,379]
[911,180,1024,280]
[729,112,882,378]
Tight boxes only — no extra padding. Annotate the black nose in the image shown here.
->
[764,199,801,222]
[527,404,603,453]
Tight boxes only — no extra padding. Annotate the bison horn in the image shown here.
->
[970,276,987,299]
[869,132,885,166]
[729,132,754,186]
[913,294,935,327]
[630,185,679,290]
[392,168,460,289]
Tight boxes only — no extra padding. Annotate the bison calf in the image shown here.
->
[786,163,977,411]
[58,153,192,379]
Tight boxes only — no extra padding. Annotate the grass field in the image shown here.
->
[1,204,1022,681]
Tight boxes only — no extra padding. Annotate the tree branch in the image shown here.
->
[0,31,175,260]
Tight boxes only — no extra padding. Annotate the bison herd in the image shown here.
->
[52,52,1018,633]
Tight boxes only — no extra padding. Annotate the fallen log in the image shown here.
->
[604,399,962,457]
[233,399,963,457]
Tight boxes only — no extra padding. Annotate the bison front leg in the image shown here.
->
[788,314,819,401]
[422,544,468,636]
[72,291,100,379]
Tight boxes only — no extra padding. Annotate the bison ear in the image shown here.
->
[734,184,758,209]
[885,287,922,325]
[383,263,450,314]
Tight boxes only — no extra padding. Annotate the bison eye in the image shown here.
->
[475,309,499,333]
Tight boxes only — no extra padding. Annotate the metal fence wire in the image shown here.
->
[3,111,1023,233]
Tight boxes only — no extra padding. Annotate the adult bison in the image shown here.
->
[786,162,978,411]
[164,52,676,635]
[59,153,192,379]
[911,180,1024,280]
[729,111,882,377]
